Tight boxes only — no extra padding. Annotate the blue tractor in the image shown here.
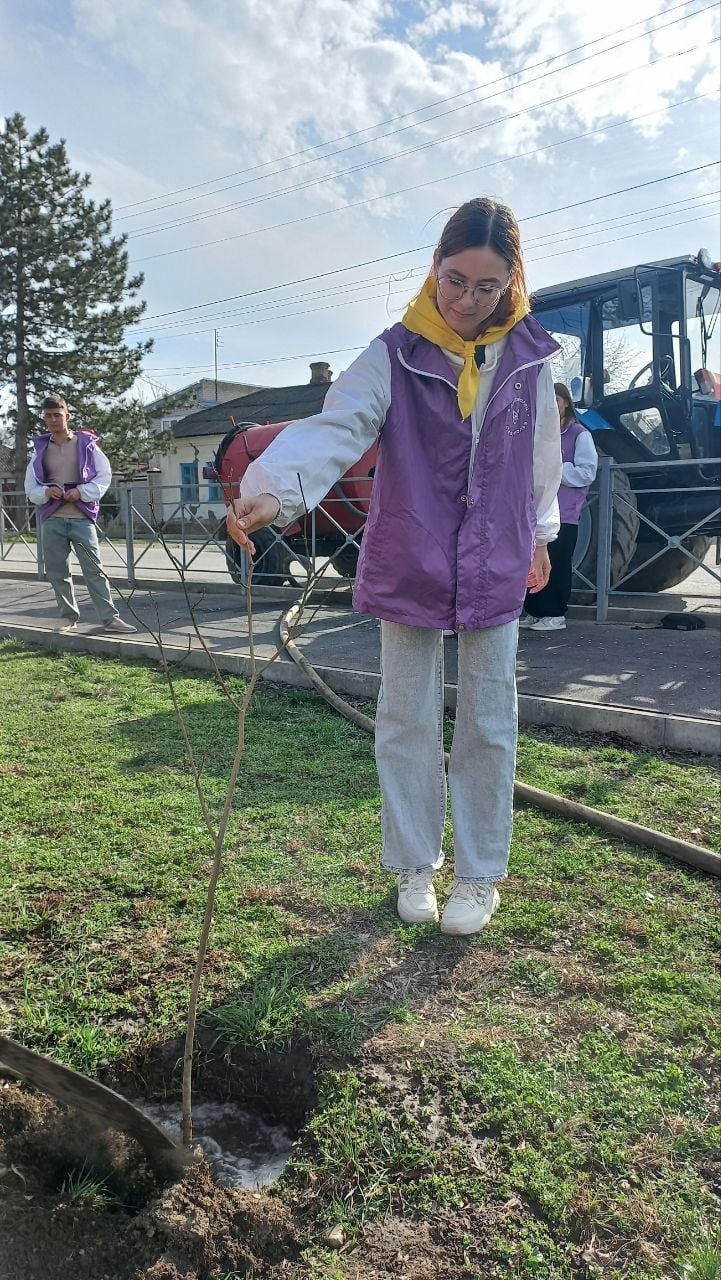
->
[532,248,720,593]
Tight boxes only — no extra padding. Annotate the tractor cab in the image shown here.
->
[532,250,721,468]
[532,251,721,594]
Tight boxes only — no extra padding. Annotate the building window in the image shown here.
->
[180,461,199,503]
[207,480,222,503]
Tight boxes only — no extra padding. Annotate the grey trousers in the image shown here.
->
[41,517,118,624]
[376,619,519,883]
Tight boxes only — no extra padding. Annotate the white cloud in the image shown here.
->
[409,2,487,44]
[0,0,718,394]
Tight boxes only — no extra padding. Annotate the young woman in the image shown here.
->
[228,198,562,936]
[521,381,597,631]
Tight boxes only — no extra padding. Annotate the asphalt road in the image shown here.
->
[1,575,718,722]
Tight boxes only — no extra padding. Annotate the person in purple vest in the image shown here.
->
[520,382,597,631]
[24,394,136,635]
[226,198,563,936]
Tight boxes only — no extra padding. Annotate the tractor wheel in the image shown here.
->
[332,541,361,578]
[224,525,294,586]
[573,465,640,598]
[621,533,712,593]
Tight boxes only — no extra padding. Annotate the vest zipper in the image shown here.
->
[396,343,555,495]
[467,352,555,492]
[396,348,458,393]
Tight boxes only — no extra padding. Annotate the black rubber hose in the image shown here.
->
[280,603,721,879]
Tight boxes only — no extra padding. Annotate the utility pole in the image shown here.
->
[213,329,219,401]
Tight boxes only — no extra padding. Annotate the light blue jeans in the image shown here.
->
[41,517,119,625]
[376,619,519,883]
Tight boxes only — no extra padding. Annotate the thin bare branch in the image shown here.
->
[146,490,243,711]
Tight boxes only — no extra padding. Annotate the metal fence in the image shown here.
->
[593,456,721,621]
[0,482,369,590]
[2,462,720,620]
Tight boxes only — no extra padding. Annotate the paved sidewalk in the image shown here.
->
[1,536,720,609]
[1,573,719,743]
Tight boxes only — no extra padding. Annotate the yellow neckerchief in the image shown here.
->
[401,271,529,420]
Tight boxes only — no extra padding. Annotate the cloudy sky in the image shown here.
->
[1,0,719,399]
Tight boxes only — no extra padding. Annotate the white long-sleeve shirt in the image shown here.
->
[24,434,113,505]
[242,334,562,544]
[562,427,598,488]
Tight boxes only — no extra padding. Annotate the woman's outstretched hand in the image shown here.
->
[526,545,551,594]
[226,493,281,552]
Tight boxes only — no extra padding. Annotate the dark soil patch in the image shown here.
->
[113,1025,319,1131]
[0,1081,298,1280]
[0,1028,316,1280]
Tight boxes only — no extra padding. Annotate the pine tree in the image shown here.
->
[0,113,153,491]
[82,399,172,477]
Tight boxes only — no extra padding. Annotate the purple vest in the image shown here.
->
[32,432,102,523]
[558,418,592,525]
[353,315,560,631]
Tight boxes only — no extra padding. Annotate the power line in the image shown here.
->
[120,2,718,229]
[115,0,713,218]
[144,207,719,377]
[127,38,718,242]
[134,161,720,325]
[129,86,719,268]
[145,346,367,375]
[136,274,426,337]
[142,203,719,366]
[135,180,720,335]
[529,209,719,266]
[136,192,719,342]
[526,192,719,248]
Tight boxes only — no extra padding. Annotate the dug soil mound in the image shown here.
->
[0,1083,298,1280]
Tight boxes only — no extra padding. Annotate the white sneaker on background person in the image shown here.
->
[529,615,566,631]
[396,870,439,924]
[440,881,500,936]
[518,613,535,628]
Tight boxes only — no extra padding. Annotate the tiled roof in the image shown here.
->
[172,382,330,438]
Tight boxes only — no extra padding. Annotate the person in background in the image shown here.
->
[521,381,597,631]
[24,394,136,635]
[225,197,562,937]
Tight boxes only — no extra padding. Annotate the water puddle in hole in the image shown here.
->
[139,1101,293,1188]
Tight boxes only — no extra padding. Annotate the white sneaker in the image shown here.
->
[518,613,535,628]
[440,881,500,936]
[57,619,78,633]
[529,615,566,631]
[396,871,439,924]
[100,618,137,634]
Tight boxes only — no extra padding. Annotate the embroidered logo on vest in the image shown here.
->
[506,397,530,436]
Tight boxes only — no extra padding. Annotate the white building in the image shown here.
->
[145,377,263,526]
[153,363,334,526]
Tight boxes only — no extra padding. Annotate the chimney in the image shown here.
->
[309,361,333,385]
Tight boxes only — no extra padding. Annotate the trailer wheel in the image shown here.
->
[223,524,295,586]
[332,541,361,578]
[573,465,640,597]
[621,533,712,593]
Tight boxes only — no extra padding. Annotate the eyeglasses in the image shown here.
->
[436,273,507,309]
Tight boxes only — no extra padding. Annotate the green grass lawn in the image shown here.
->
[0,639,719,1280]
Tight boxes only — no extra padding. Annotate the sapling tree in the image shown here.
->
[116,483,342,1143]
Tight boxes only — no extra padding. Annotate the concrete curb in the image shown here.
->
[2,622,719,758]
[0,567,348,605]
